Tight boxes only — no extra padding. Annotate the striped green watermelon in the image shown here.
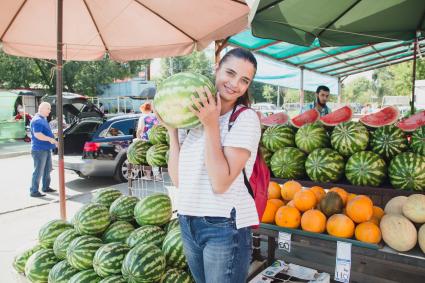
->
[93,242,130,277]
[122,243,166,282]
[389,152,425,190]
[134,194,172,226]
[126,225,166,248]
[13,244,43,274]
[345,151,387,187]
[48,260,79,283]
[73,203,111,235]
[270,147,306,179]
[127,140,152,165]
[411,126,425,156]
[38,219,73,249]
[102,221,135,243]
[99,275,126,283]
[260,146,272,167]
[109,195,139,222]
[305,148,345,183]
[25,249,59,283]
[261,125,295,152]
[148,125,168,144]
[153,72,216,129]
[370,125,408,160]
[53,229,80,260]
[295,123,330,153]
[160,268,193,283]
[146,144,169,167]
[92,188,122,208]
[69,269,101,283]
[331,121,369,157]
[66,235,103,270]
[162,227,187,269]
[164,218,180,234]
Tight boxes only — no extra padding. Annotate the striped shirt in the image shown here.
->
[177,106,261,228]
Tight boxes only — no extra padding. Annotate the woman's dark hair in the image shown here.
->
[218,48,257,107]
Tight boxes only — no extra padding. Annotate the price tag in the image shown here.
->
[334,241,352,283]
[278,232,291,253]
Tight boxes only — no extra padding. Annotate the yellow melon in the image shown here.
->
[380,214,417,252]
[419,224,425,254]
[402,194,425,224]
[384,196,407,215]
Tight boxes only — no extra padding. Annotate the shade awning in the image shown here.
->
[230,30,425,78]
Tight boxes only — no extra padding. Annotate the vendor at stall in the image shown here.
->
[14,106,32,126]
[303,85,331,116]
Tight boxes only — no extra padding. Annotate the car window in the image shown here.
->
[100,119,136,137]
[70,121,102,134]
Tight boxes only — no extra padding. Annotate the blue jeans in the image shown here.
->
[178,210,252,283]
[30,150,52,194]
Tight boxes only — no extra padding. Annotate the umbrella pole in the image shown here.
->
[56,0,66,220]
[299,67,304,112]
[411,37,418,115]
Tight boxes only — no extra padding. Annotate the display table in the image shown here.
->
[253,224,425,283]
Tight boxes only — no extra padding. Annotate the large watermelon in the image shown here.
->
[134,194,172,226]
[93,242,130,277]
[370,125,408,160]
[305,148,345,183]
[66,235,103,270]
[160,268,193,283]
[127,140,152,165]
[270,147,307,179]
[38,219,73,249]
[126,225,167,248]
[73,203,111,236]
[397,110,425,132]
[153,72,216,129]
[92,188,122,208]
[411,126,425,156]
[290,109,320,128]
[261,125,295,152]
[389,152,425,191]
[99,275,126,283]
[13,244,43,274]
[122,243,166,282]
[162,227,187,269]
[53,229,80,260]
[109,195,139,222]
[260,146,272,167]
[146,144,169,167]
[48,260,79,283]
[69,269,101,283]
[345,151,387,187]
[295,123,330,153]
[320,106,353,127]
[102,221,135,243]
[148,125,168,145]
[25,249,59,283]
[331,121,369,157]
[164,218,180,234]
[360,106,399,128]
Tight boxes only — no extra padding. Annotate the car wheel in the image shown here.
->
[114,156,129,183]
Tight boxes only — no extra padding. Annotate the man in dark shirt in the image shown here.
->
[29,102,58,197]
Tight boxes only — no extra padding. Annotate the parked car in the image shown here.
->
[53,109,141,182]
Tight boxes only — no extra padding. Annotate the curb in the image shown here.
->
[0,151,30,159]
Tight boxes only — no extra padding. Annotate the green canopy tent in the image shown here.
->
[249,0,425,113]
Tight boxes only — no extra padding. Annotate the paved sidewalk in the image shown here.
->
[0,140,31,159]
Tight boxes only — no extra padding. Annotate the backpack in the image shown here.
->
[228,105,270,227]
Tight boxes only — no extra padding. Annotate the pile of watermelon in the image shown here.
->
[128,124,170,168]
[264,106,425,191]
[13,188,193,283]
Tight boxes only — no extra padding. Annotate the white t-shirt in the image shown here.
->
[177,106,261,228]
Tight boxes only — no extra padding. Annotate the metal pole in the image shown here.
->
[299,67,304,112]
[338,77,342,105]
[277,86,280,107]
[56,0,66,220]
[412,38,418,114]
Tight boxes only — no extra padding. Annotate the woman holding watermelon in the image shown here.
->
[156,48,261,283]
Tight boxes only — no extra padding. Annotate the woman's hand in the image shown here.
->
[189,86,221,129]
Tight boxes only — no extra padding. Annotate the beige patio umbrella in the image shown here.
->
[0,0,250,219]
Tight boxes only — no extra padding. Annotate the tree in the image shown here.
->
[262,85,276,102]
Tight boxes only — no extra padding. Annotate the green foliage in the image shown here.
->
[262,85,276,102]
[0,51,150,96]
